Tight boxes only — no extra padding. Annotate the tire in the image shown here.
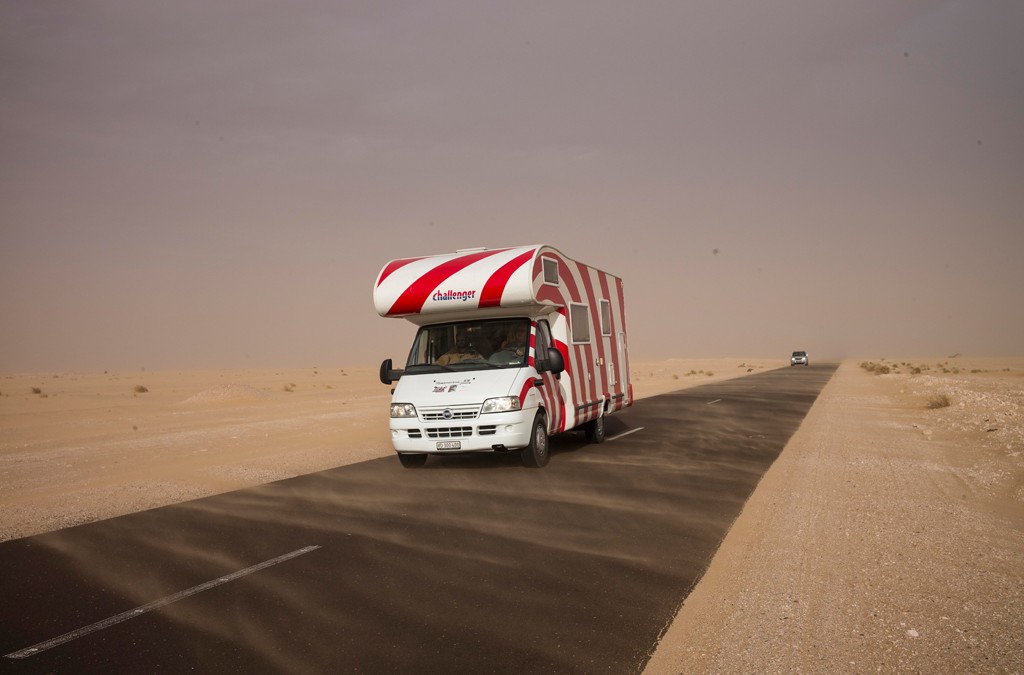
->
[520,413,550,468]
[584,414,606,444]
[397,453,428,468]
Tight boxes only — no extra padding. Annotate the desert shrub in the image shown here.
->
[706,371,714,376]
[911,367,922,374]
[672,374,679,380]
[134,385,148,393]
[926,394,952,409]
[31,387,42,395]
[283,383,295,392]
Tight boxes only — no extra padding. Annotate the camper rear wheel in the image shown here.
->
[397,453,428,468]
[521,413,549,468]
[584,414,606,444]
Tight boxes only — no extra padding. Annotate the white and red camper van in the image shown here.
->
[374,245,632,468]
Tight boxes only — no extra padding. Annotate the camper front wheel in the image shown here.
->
[521,413,549,468]
[397,453,428,468]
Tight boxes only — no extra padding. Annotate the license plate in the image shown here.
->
[436,441,461,450]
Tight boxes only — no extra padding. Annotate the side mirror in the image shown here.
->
[379,358,404,385]
[545,347,565,375]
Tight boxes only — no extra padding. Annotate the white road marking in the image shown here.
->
[6,545,321,659]
[608,427,644,441]
[706,399,722,405]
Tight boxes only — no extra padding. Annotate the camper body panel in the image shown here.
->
[374,245,631,462]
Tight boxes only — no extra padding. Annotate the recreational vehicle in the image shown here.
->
[374,245,631,467]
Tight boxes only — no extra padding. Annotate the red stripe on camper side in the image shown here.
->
[518,379,534,406]
[387,249,509,316]
[552,336,570,432]
[552,258,597,411]
[597,270,619,402]
[377,256,426,286]
[479,250,534,308]
[574,262,604,406]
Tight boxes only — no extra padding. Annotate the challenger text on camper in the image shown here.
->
[432,289,477,302]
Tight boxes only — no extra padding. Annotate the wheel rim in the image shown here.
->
[536,424,547,457]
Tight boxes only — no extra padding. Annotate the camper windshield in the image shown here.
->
[405,318,531,372]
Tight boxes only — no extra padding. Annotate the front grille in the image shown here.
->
[422,409,478,421]
[426,427,473,439]
[478,425,497,436]
[419,407,479,422]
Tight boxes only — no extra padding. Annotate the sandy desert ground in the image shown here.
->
[2,356,1022,672]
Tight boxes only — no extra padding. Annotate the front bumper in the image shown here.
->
[389,409,534,453]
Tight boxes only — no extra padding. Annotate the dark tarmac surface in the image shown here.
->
[1,365,836,673]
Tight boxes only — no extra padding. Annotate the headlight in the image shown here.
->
[481,397,521,414]
[390,403,417,418]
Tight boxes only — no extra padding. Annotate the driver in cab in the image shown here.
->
[436,333,482,365]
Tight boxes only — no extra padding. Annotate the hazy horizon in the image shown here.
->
[2,2,1022,372]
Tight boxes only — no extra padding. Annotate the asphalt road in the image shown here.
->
[1,364,836,674]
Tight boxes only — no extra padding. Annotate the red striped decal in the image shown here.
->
[387,249,509,316]
[574,262,602,406]
[552,336,569,432]
[376,256,426,286]
[597,270,614,398]
[518,378,534,406]
[479,250,534,308]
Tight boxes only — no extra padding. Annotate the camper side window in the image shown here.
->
[542,258,559,285]
[599,299,612,336]
[569,303,591,344]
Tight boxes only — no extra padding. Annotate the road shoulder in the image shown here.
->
[644,360,1024,673]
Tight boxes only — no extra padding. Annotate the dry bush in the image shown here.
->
[926,394,952,409]
[134,385,148,394]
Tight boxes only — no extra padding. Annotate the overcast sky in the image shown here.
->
[1,1,1021,372]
